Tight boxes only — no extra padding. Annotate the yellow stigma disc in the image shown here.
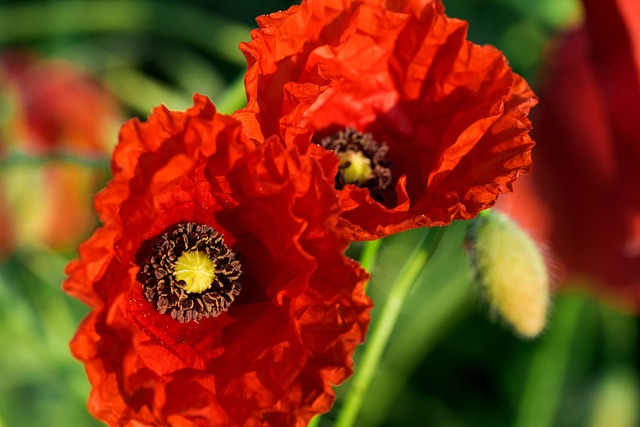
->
[337,150,373,185]
[174,250,216,293]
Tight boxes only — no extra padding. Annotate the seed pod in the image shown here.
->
[467,210,550,338]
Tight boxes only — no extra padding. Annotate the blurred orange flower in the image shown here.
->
[0,52,121,252]
[499,0,640,309]
[64,95,371,426]
[236,0,537,240]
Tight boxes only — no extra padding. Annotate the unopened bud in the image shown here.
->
[467,210,550,338]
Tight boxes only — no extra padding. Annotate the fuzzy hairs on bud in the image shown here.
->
[466,210,550,338]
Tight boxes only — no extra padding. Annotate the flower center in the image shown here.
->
[318,128,392,202]
[137,222,242,323]
[336,150,373,185]
[174,250,216,293]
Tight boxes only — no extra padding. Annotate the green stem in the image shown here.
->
[0,0,250,65]
[362,269,472,426]
[312,238,383,427]
[513,295,584,427]
[335,227,446,427]
[359,239,382,275]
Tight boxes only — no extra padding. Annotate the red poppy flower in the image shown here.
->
[0,52,121,251]
[0,52,120,156]
[236,0,537,240]
[64,95,371,426]
[498,0,640,309]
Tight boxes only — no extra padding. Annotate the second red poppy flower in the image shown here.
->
[237,0,537,240]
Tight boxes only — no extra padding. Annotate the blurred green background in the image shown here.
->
[0,0,638,426]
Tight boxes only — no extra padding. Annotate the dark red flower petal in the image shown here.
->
[64,95,371,425]
[236,0,536,240]
[498,0,640,310]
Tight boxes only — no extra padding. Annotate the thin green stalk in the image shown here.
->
[359,239,382,275]
[312,238,383,427]
[513,295,584,427]
[362,270,473,426]
[335,227,446,427]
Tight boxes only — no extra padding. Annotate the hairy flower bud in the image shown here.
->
[467,210,550,338]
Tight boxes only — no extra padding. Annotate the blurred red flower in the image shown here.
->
[236,0,537,240]
[0,52,121,252]
[1,52,118,156]
[498,0,640,308]
[64,95,371,426]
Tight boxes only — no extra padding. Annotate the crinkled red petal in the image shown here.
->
[237,0,536,240]
[64,95,371,426]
